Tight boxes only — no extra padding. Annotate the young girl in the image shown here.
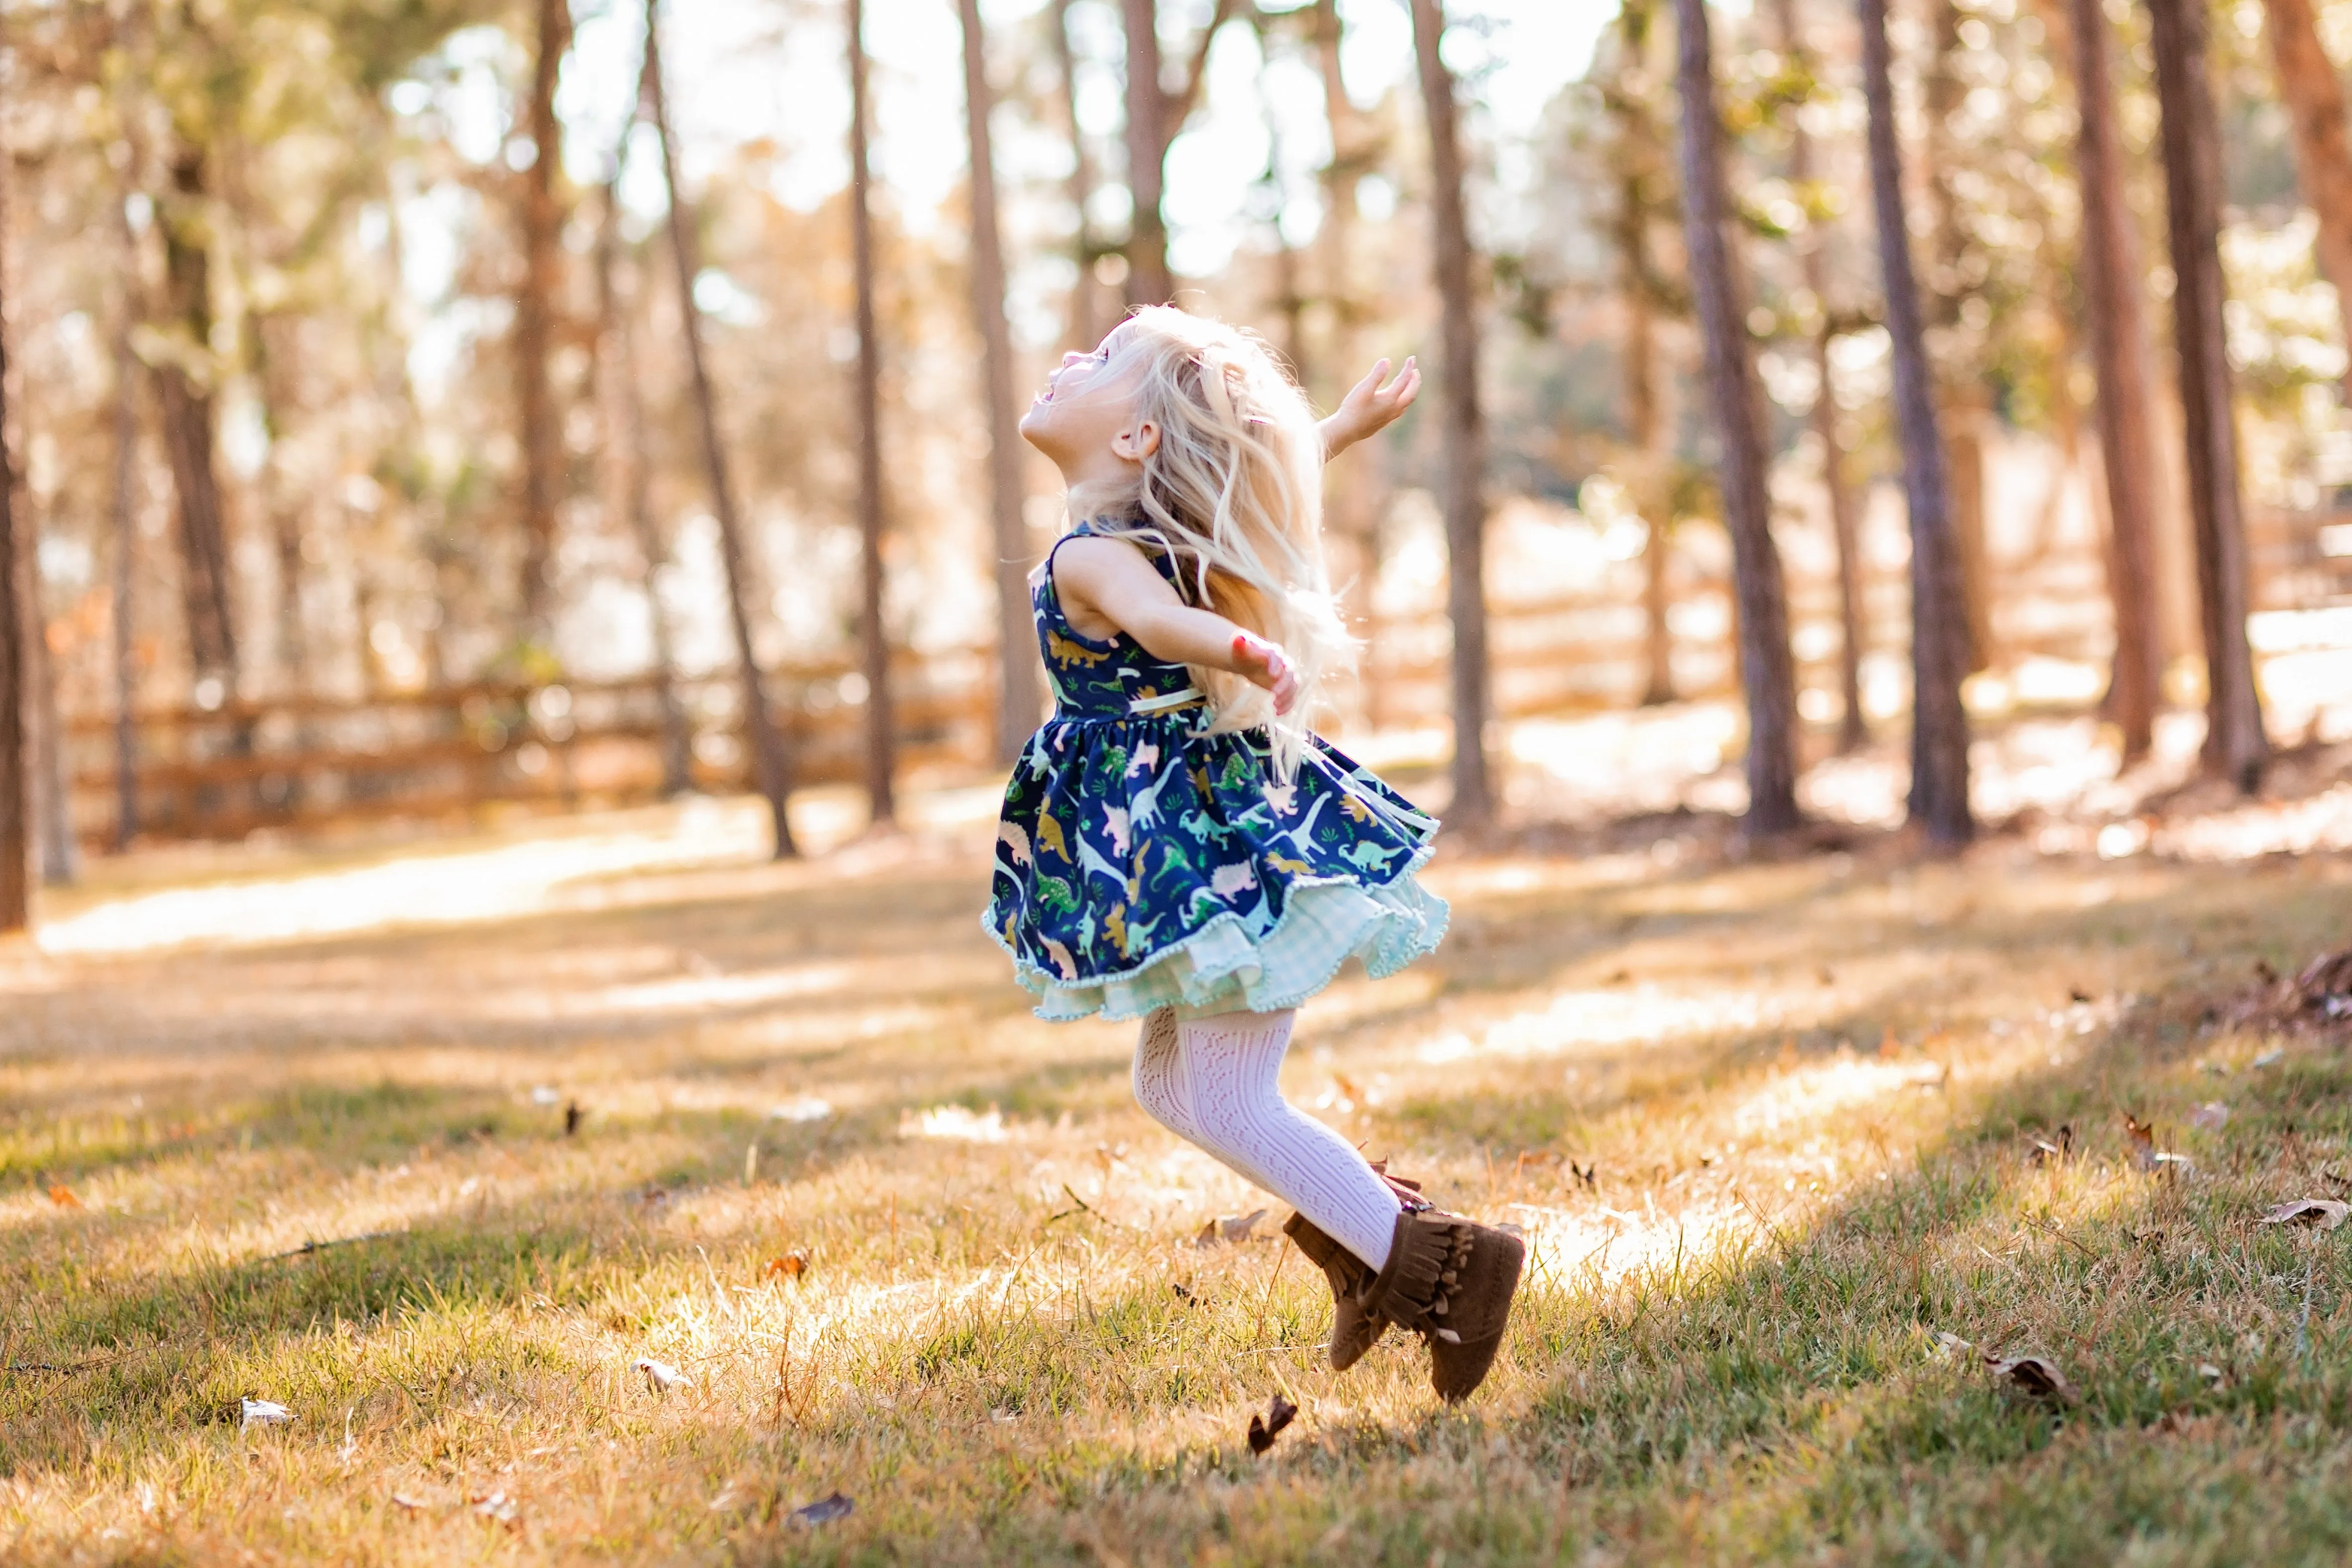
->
[985,307,1524,1403]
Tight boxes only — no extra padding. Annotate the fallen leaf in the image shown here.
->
[1984,1352,2076,1404]
[1170,1281,1199,1305]
[1332,1073,1363,1104]
[390,1492,432,1512]
[46,1184,80,1209]
[2069,988,2093,1005]
[633,1358,690,1392]
[2253,959,2279,986]
[1195,1208,1269,1247]
[2190,1102,2230,1131]
[472,1489,518,1525]
[2195,1361,2225,1384]
[2123,1114,2167,1172]
[765,1251,809,1281]
[2029,1123,2074,1165]
[1929,1330,1973,1360]
[1569,1161,1597,1191]
[2256,1198,2350,1231]
[530,1086,560,1106]
[2253,1048,2285,1068]
[1247,1393,1298,1456]
[787,1491,854,1528]
[563,1102,583,1136]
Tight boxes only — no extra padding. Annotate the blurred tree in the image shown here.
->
[1672,0,1801,834]
[1408,0,1492,827]
[1598,0,1683,708]
[153,137,238,693]
[1053,0,1107,349]
[958,0,1041,765]
[848,0,896,827]
[0,112,22,929]
[594,125,691,797]
[513,0,568,634]
[109,205,144,850]
[1924,0,1994,673]
[1861,0,1973,846]
[2063,0,2163,760]
[2261,0,2352,405]
[1122,0,1173,305]
[1767,0,1867,750]
[2147,0,2268,790]
[643,0,797,855]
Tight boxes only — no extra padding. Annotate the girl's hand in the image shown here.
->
[1231,631,1300,716]
[1319,356,1421,459]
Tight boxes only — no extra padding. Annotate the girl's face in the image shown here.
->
[1019,323,1144,468]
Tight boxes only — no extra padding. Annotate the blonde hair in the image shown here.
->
[1083,306,1350,779]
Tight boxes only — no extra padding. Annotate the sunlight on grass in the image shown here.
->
[2,780,2349,1563]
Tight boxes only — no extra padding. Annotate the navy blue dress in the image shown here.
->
[984,523,1448,1021]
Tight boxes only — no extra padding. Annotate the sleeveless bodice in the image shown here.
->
[1032,523,1200,719]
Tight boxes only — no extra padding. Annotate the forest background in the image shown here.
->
[0,0,2346,900]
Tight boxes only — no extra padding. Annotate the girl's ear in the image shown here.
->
[1111,418,1161,463]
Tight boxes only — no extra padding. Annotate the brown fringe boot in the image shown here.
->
[1281,1167,1423,1371]
[1356,1207,1524,1402]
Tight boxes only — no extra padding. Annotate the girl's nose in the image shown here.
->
[1059,351,1087,368]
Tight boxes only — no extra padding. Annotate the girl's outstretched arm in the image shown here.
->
[1319,357,1421,460]
[1053,536,1300,714]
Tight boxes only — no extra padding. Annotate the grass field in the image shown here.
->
[3,741,2351,1565]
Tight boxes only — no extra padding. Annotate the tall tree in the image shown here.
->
[1408,0,1493,826]
[1769,0,1868,749]
[2262,0,2352,405]
[643,0,798,855]
[0,113,22,931]
[1600,0,1681,708]
[848,0,897,827]
[2065,0,2164,758]
[1860,0,1973,845]
[2146,0,2268,789]
[958,0,1042,765]
[1054,0,1107,349]
[154,145,237,692]
[111,253,143,852]
[513,0,567,633]
[1924,0,1994,672]
[1122,0,1174,305]
[595,135,692,797]
[1671,0,1802,834]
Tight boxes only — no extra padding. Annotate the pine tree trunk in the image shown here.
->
[250,313,308,693]
[847,0,897,827]
[514,0,566,634]
[1407,0,1493,827]
[15,505,73,886]
[595,155,692,798]
[156,148,236,689]
[1767,0,1868,749]
[1054,0,1106,350]
[2262,0,2352,405]
[958,0,1042,766]
[111,299,141,852]
[644,0,798,856]
[1926,0,1994,674]
[2066,0,2163,759]
[0,139,23,929]
[1672,0,1802,834]
[1609,0,1676,709]
[1122,0,1174,306]
[2146,0,2269,789]
[1860,0,1973,846]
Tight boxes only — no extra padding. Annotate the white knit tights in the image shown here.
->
[1132,1007,1399,1269]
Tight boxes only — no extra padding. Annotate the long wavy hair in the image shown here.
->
[1078,307,1349,779]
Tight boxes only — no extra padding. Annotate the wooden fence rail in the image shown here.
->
[55,496,2352,847]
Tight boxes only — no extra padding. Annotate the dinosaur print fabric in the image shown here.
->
[985,522,1449,1022]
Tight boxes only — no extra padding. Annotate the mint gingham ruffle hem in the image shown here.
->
[984,844,1450,1022]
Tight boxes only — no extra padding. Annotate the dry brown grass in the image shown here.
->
[2,752,2350,1565]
